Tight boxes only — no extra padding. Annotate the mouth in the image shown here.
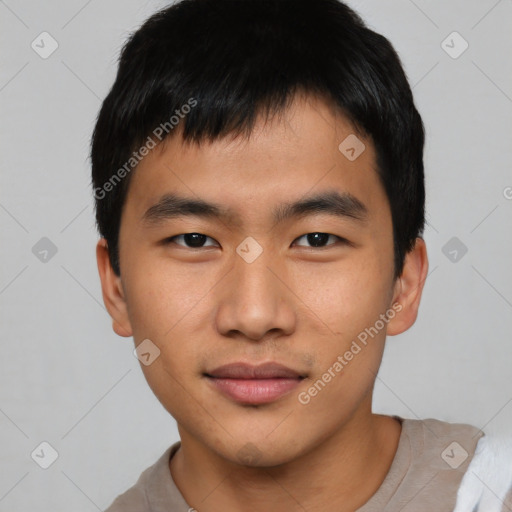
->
[204,362,306,405]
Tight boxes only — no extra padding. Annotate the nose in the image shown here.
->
[215,248,296,341]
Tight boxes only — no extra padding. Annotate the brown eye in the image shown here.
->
[166,233,219,248]
[293,232,343,248]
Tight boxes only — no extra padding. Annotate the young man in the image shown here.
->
[91,0,512,510]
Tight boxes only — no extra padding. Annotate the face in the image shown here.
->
[97,93,427,467]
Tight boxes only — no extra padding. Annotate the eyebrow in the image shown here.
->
[141,190,368,227]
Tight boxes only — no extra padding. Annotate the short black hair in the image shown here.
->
[90,0,425,278]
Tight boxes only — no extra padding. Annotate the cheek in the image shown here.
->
[122,252,210,340]
[294,261,392,419]
[121,253,221,384]
[122,259,210,417]
[290,255,393,342]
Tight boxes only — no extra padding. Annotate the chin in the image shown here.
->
[209,435,307,468]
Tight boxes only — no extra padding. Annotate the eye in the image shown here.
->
[165,232,219,248]
[293,232,347,248]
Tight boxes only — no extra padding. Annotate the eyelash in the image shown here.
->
[163,232,349,249]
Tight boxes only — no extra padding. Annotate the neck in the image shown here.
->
[170,410,401,512]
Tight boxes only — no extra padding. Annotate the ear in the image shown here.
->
[96,238,133,338]
[386,237,429,336]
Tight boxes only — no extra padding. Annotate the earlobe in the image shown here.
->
[96,238,133,338]
[387,238,429,336]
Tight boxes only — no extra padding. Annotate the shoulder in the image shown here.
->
[103,467,151,512]
[104,484,149,512]
[403,417,512,512]
[103,445,177,512]
[453,433,512,512]
[401,416,484,465]
[406,416,483,442]
[382,417,484,509]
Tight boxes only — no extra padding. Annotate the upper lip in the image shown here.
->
[205,362,305,379]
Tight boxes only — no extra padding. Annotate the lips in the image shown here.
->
[206,362,304,379]
[205,362,306,404]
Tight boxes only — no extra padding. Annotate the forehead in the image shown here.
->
[123,94,388,227]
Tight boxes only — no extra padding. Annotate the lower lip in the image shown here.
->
[206,377,302,404]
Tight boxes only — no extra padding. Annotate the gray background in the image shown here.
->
[1,0,511,509]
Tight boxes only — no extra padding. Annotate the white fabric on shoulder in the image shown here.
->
[453,434,512,512]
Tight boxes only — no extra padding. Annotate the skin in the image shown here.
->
[97,92,428,512]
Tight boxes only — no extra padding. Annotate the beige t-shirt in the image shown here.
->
[103,416,499,511]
